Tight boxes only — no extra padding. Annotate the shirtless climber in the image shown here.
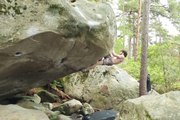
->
[96,49,128,66]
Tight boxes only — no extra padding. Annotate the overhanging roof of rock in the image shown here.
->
[0,0,117,101]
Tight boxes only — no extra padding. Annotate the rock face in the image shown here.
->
[62,65,139,109]
[117,91,180,120]
[0,0,116,101]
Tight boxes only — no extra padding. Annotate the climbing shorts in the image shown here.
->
[103,58,113,66]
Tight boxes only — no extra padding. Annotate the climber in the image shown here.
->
[96,49,127,66]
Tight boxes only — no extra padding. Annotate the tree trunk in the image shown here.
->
[179,47,180,74]
[133,13,136,58]
[139,0,150,96]
[128,37,132,59]
[134,0,142,61]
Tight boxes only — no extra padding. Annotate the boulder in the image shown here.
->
[0,104,50,120]
[53,99,82,115]
[16,95,60,118]
[37,90,61,103]
[0,0,116,101]
[82,103,94,115]
[62,65,139,109]
[117,91,180,120]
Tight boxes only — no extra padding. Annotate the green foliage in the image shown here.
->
[114,36,179,92]
[50,80,64,90]
[115,0,180,93]
[148,41,180,84]
[119,0,138,12]
[151,2,169,18]
[151,21,168,38]
[118,22,134,38]
[114,38,141,80]
[168,0,180,31]
[114,38,124,52]
[119,59,141,80]
[173,35,180,45]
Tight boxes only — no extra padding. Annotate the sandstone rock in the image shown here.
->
[17,94,41,104]
[0,0,116,101]
[82,103,94,115]
[62,65,139,109]
[0,104,49,120]
[17,98,60,118]
[117,91,180,120]
[53,99,82,115]
[37,90,60,103]
[42,102,54,110]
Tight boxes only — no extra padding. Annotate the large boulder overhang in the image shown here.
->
[0,0,117,101]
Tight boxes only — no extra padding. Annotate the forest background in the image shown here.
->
[109,0,180,93]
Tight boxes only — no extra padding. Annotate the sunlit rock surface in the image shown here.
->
[117,91,180,120]
[62,65,139,109]
[0,104,50,120]
[0,0,116,101]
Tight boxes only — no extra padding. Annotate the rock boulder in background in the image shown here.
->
[62,65,139,109]
[117,91,180,120]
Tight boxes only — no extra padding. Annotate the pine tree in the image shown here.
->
[139,0,151,96]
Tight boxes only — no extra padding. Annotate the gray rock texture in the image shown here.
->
[117,91,180,120]
[62,65,139,109]
[0,0,116,101]
[0,104,50,120]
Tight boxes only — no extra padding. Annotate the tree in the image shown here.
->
[134,0,142,61]
[116,0,138,60]
[139,0,151,96]
[117,0,180,93]
[168,0,180,31]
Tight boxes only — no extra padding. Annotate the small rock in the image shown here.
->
[18,94,41,104]
[42,102,53,110]
[82,103,94,115]
[53,99,82,115]
[37,90,60,103]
